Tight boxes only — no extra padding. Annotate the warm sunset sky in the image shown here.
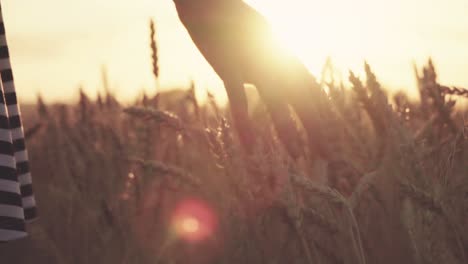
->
[2,0,467,103]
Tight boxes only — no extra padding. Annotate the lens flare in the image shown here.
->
[171,198,217,243]
[181,217,200,234]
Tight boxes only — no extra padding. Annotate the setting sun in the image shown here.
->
[244,0,417,85]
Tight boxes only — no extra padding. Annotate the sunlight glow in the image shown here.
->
[6,0,468,102]
[245,0,401,82]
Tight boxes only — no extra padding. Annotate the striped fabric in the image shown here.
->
[0,3,37,242]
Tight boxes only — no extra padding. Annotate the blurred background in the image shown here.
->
[2,0,468,103]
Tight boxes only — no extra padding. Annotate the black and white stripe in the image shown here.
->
[0,3,37,242]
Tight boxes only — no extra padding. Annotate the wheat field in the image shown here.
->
[0,22,467,264]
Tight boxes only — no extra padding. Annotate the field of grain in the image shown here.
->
[1,24,468,264]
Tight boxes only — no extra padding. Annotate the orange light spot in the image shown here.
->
[171,198,218,243]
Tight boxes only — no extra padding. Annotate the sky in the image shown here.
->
[1,0,467,103]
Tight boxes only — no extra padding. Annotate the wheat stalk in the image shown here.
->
[400,181,466,263]
[124,106,183,130]
[149,18,159,91]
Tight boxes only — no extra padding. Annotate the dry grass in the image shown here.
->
[1,26,467,264]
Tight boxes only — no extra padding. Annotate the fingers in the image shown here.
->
[224,80,257,152]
